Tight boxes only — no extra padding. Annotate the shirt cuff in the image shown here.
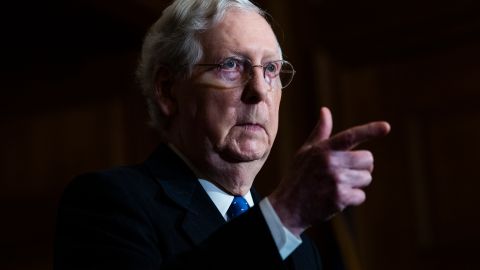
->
[259,198,302,260]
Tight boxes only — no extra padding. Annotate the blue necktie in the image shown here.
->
[227,196,250,220]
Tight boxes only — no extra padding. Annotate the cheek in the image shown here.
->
[268,92,282,137]
[201,91,239,140]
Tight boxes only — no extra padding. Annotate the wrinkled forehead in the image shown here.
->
[199,8,282,62]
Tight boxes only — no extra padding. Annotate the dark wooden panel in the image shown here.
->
[326,38,480,270]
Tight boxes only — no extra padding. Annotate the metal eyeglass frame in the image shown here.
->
[196,58,296,89]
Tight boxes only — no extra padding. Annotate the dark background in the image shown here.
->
[2,0,480,269]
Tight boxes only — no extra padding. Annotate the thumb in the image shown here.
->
[307,107,333,144]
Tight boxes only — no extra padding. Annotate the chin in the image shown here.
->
[218,141,270,163]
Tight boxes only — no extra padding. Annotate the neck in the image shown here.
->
[201,155,264,196]
[168,142,265,196]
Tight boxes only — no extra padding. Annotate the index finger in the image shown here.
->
[327,121,391,150]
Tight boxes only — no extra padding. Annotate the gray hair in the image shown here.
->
[136,0,266,131]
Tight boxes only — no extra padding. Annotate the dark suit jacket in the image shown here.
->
[54,144,322,269]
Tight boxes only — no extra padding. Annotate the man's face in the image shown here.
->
[172,8,282,166]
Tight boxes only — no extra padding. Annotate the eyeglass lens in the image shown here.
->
[246,60,295,89]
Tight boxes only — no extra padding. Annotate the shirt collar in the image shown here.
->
[198,179,254,221]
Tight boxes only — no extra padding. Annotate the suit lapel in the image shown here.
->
[145,144,226,246]
[180,185,227,245]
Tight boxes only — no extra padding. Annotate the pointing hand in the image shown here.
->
[269,107,391,236]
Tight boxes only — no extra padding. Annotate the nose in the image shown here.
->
[241,65,270,104]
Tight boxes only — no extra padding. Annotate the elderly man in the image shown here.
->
[54,0,390,269]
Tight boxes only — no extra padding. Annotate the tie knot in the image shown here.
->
[227,196,250,220]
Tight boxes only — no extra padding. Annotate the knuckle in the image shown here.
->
[336,184,349,200]
[356,170,371,186]
[368,163,374,172]
[365,150,373,162]
[365,172,373,184]
[329,167,343,183]
[351,189,366,205]
[356,150,373,162]
[331,150,351,168]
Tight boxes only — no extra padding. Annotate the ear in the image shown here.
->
[153,67,177,117]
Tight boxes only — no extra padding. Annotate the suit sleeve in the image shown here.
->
[54,172,292,270]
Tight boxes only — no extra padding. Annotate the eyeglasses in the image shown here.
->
[196,57,296,90]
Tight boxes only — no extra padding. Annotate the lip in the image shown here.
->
[236,123,266,132]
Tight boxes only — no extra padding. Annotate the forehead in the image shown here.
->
[200,9,281,61]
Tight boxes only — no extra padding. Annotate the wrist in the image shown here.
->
[268,193,307,237]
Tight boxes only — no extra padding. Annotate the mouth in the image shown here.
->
[236,123,266,133]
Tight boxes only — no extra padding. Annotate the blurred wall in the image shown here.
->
[1,0,480,269]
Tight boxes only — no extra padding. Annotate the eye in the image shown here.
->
[264,62,279,75]
[220,58,242,71]
[216,57,245,82]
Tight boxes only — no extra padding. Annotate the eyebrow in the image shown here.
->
[226,50,282,63]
